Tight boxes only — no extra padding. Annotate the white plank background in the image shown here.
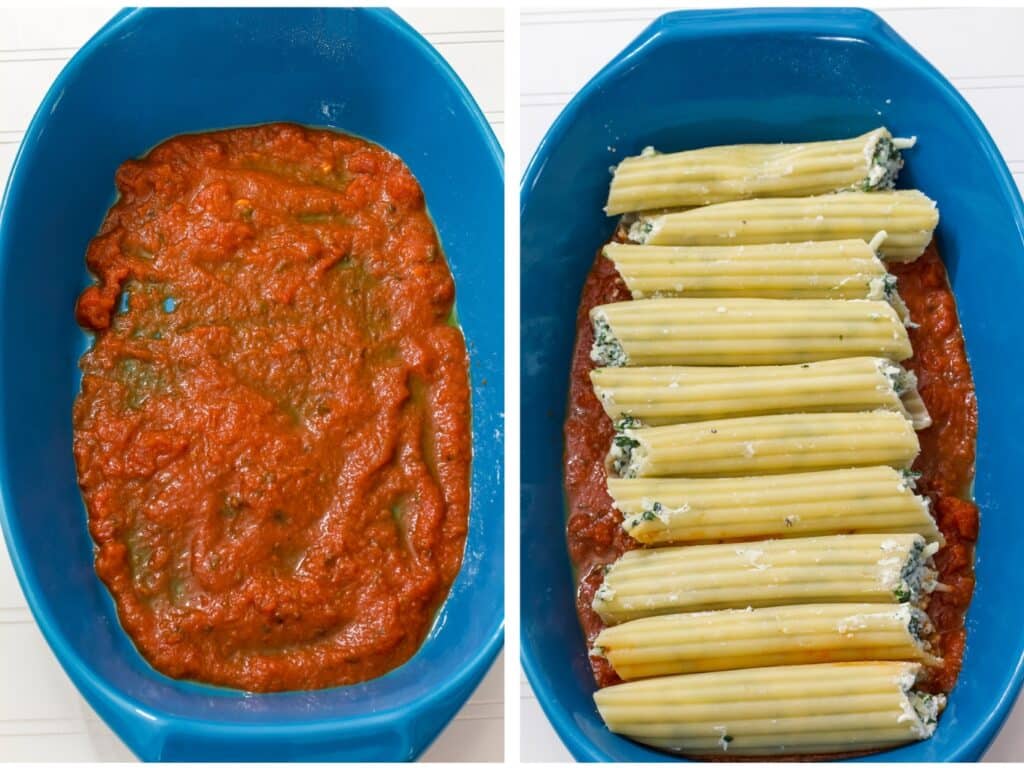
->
[0,6,503,763]
[520,5,1024,763]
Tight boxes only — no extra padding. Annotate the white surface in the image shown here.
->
[519,5,1024,763]
[0,6,503,763]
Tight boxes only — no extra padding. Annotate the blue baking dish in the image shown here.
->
[521,8,1024,762]
[0,7,503,761]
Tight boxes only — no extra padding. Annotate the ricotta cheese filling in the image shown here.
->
[609,429,643,478]
[627,215,661,245]
[907,690,946,738]
[622,498,688,532]
[591,311,628,366]
[861,134,914,191]
[868,273,912,324]
[893,538,941,604]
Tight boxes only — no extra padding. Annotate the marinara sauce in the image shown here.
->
[73,123,471,692]
[565,238,978,694]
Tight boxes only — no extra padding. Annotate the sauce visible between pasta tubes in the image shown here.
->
[73,123,471,692]
[564,240,978,694]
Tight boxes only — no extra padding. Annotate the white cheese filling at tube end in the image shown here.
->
[862,131,912,190]
[896,664,945,740]
[891,537,941,604]
[621,497,681,532]
[867,274,912,325]
[628,216,661,244]
[591,311,628,367]
[609,430,645,478]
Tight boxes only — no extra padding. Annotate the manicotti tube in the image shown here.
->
[591,357,931,429]
[610,466,940,545]
[593,661,945,756]
[602,238,909,321]
[627,190,938,262]
[593,603,940,680]
[590,298,912,367]
[592,533,940,625]
[607,410,919,479]
[605,128,914,214]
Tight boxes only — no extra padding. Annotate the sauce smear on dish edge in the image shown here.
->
[564,239,978,695]
[74,123,471,692]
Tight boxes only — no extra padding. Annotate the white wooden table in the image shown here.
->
[0,7,503,762]
[520,5,1024,762]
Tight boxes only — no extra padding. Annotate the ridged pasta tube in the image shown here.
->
[603,237,908,310]
[592,533,940,625]
[591,357,931,429]
[594,603,940,680]
[608,411,919,479]
[628,190,939,262]
[593,661,945,756]
[590,298,912,367]
[606,128,914,214]
[610,466,940,545]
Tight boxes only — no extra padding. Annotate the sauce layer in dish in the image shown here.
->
[74,123,471,692]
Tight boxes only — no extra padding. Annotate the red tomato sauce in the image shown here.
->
[564,240,978,694]
[73,123,471,692]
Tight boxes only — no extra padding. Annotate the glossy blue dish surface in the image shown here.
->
[0,7,503,762]
[521,8,1024,762]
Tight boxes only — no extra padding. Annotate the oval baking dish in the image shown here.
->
[521,8,1024,762]
[0,7,503,761]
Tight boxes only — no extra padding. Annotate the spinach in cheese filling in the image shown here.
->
[909,691,946,738]
[862,133,915,191]
[590,310,628,367]
[608,430,641,478]
[893,537,941,604]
